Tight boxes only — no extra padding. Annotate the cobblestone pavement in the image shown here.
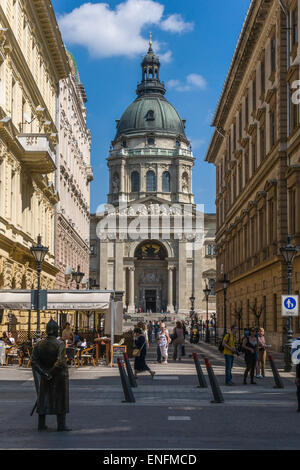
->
[0,338,299,450]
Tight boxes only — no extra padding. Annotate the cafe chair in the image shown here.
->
[80,346,96,367]
[5,346,19,366]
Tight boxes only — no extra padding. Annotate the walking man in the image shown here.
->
[31,318,71,432]
[222,325,237,385]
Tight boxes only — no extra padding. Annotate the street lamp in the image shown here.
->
[190,295,195,325]
[72,265,84,335]
[280,235,298,372]
[30,235,48,341]
[220,274,230,335]
[203,283,211,343]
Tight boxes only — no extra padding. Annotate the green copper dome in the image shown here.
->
[116,96,186,139]
[115,43,187,141]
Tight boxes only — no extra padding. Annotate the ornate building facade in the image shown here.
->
[55,51,93,290]
[206,0,300,350]
[90,42,216,318]
[0,0,69,334]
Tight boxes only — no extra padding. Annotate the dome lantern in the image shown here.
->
[137,34,165,98]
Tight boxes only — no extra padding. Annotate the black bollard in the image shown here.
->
[117,358,136,403]
[204,357,224,403]
[192,352,207,388]
[123,352,138,388]
[268,354,284,389]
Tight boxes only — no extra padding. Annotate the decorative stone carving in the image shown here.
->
[182,173,189,193]
[112,174,120,193]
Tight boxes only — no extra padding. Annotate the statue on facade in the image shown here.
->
[31,318,70,432]
[182,173,189,193]
[112,174,120,193]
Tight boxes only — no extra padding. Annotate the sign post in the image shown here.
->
[281,295,299,317]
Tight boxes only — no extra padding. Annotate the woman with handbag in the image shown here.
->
[133,328,155,379]
[172,321,185,361]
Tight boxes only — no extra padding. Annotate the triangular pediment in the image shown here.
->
[131,195,176,206]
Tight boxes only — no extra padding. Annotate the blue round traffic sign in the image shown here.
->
[284,297,297,310]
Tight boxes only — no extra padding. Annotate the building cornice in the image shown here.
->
[26,0,70,82]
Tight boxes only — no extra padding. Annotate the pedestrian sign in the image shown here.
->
[281,295,298,317]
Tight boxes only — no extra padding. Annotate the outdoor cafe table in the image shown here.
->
[94,337,110,365]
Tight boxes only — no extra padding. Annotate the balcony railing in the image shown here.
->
[109,147,193,158]
[16,134,56,174]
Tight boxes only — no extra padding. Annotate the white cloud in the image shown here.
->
[168,74,207,92]
[58,0,193,60]
[160,13,194,33]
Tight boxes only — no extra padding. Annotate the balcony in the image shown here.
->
[109,147,193,158]
[16,134,56,174]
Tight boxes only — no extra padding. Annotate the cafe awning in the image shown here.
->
[0,290,112,312]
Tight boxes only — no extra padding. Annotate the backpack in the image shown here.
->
[218,333,229,353]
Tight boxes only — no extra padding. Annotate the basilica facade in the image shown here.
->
[90,43,216,318]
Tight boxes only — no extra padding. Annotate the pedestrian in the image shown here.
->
[133,327,155,379]
[242,327,258,385]
[8,332,15,345]
[1,332,10,345]
[256,327,268,378]
[295,361,300,413]
[137,321,149,349]
[181,321,188,356]
[147,321,153,343]
[157,324,170,364]
[154,321,159,338]
[222,325,238,385]
[172,321,185,361]
[62,322,74,343]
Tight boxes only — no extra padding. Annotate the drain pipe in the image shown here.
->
[279,0,290,140]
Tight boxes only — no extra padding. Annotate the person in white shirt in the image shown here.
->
[157,324,170,364]
[8,332,15,345]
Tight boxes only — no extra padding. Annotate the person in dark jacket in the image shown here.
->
[133,327,155,379]
[242,327,258,385]
[31,318,70,432]
[296,364,300,412]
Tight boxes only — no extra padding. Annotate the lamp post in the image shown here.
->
[190,295,195,325]
[220,274,230,335]
[280,235,298,372]
[203,283,211,343]
[72,265,84,335]
[30,235,48,341]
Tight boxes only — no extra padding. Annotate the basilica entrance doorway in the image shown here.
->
[145,289,157,312]
[127,240,176,314]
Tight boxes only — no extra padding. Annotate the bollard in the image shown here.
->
[117,358,136,403]
[123,352,138,388]
[268,354,284,389]
[204,357,224,403]
[192,352,207,388]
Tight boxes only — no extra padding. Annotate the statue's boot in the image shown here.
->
[38,415,47,431]
[57,414,72,432]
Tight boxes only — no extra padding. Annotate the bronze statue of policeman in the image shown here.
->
[31,318,71,432]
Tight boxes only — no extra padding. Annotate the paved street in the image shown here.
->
[0,339,299,450]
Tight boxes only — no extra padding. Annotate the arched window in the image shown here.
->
[145,110,155,121]
[131,171,140,192]
[147,137,155,146]
[162,171,170,192]
[146,170,156,192]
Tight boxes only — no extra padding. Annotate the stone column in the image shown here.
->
[167,266,175,313]
[128,267,135,314]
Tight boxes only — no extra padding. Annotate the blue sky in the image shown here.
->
[52,0,251,214]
